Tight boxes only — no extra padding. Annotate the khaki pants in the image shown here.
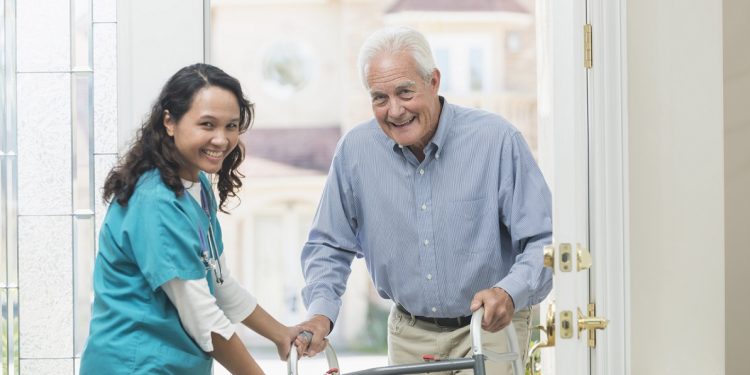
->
[387,305,531,375]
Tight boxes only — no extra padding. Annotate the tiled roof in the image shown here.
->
[241,126,341,173]
[386,0,529,13]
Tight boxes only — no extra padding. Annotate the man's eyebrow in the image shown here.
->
[395,81,417,90]
[369,81,417,97]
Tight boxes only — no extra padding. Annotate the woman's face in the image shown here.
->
[164,86,241,181]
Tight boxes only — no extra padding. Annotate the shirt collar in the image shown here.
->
[390,96,453,156]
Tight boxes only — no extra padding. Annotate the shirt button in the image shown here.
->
[432,307,437,312]
[419,168,425,175]
[421,203,427,211]
[435,153,440,159]
[424,239,429,246]
[427,274,432,280]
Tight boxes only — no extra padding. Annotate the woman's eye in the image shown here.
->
[227,123,239,129]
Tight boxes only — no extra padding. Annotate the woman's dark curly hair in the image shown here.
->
[103,63,254,213]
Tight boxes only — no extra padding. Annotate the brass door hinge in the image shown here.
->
[584,23,593,69]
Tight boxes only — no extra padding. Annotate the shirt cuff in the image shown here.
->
[305,298,340,326]
[494,275,531,312]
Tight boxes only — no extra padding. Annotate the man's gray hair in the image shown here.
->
[357,27,437,89]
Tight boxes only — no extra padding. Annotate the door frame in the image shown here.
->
[587,0,628,374]
[537,0,628,373]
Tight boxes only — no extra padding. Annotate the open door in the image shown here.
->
[534,0,626,373]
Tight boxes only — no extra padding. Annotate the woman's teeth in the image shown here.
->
[203,150,223,158]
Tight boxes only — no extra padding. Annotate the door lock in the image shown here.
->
[577,303,609,348]
[577,244,592,271]
[543,243,591,272]
[527,303,555,375]
[543,245,554,270]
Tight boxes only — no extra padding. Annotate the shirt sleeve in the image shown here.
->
[494,131,554,310]
[300,141,360,325]
[161,277,235,352]
[214,253,257,323]
[128,193,207,291]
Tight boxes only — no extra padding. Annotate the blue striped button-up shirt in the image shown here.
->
[301,98,553,324]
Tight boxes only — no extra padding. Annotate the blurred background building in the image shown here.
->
[209,0,540,352]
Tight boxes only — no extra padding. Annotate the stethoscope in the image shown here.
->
[198,184,224,286]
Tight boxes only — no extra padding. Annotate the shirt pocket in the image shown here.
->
[439,198,491,254]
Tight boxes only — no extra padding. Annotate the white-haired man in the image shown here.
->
[297,27,553,374]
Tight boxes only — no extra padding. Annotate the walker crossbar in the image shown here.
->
[287,307,523,375]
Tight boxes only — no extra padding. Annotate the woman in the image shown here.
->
[80,63,300,374]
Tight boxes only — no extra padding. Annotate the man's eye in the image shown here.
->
[372,96,386,105]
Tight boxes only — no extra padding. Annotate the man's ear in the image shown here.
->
[163,110,175,136]
[430,68,441,94]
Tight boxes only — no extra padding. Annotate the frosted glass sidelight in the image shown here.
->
[18,216,74,358]
[93,0,116,23]
[73,72,94,214]
[74,216,96,355]
[72,0,93,71]
[93,23,117,154]
[16,0,70,72]
[17,73,72,215]
[21,359,75,375]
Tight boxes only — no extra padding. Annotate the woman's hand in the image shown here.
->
[274,325,304,360]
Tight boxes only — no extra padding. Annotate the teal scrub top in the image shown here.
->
[80,169,224,375]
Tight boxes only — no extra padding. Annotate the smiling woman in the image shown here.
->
[79,63,303,375]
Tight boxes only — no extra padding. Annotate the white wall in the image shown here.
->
[117,0,206,151]
[627,1,725,373]
[723,0,750,373]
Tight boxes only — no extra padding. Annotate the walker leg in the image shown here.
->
[472,354,486,375]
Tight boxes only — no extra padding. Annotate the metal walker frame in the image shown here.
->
[287,307,523,375]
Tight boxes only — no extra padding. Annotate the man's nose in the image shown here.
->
[387,99,405,118]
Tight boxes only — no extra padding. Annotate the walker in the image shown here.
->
[287,307,523,375]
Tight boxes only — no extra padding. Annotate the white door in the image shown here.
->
[535,0,626,374]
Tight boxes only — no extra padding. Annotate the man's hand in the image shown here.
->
[470,287,515,332]
[295,315,332,357]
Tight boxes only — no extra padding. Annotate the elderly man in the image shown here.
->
[298,27,552,374]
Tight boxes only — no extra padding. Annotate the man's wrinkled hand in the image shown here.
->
[469,287,515,332]
[294,315,331,357]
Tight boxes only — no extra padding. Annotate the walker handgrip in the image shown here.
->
[470,307,523,375]
[287,333,340,375]
[299,330,313,344]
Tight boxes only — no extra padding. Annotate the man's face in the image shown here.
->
[366,52,441,152]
